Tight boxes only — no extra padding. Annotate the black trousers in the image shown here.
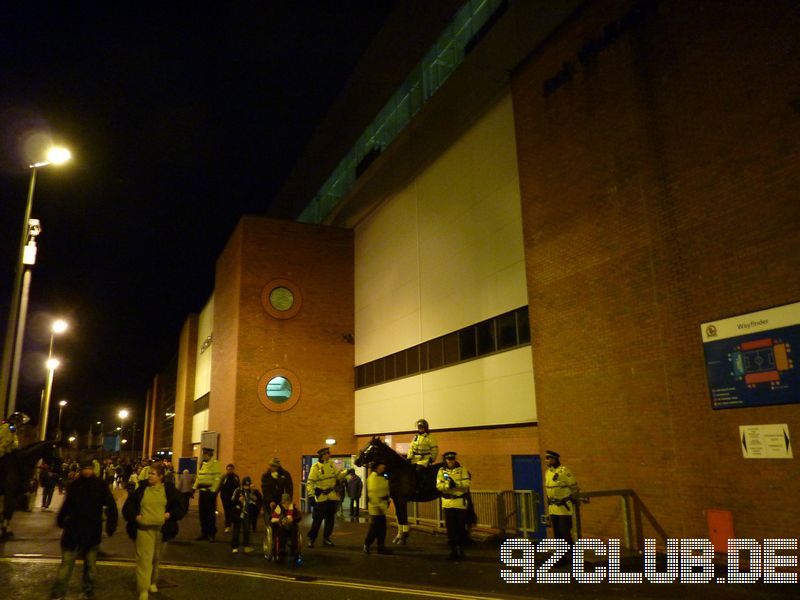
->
[551,515,573,544]
[444,508,467,548]
[198,490,218,538]
[307,500,337,541]
[221,496,234,527]
[232,515,251,548]
[364,514,387,548]
[349,496,360,517]
[42,485,56,508]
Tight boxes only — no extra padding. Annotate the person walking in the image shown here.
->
[122,462,185,600]
[219,464,240,534]
[193,447,221,542]
[363,461,392,555]
[40,463,58,510]
[544,450,579,546]
[230,476,260,553]
[436,451,471,560]
[305,447,346,548]
[345,469,363,520]
[50,457,118,600]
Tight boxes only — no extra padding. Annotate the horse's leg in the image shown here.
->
[392,500,409,545]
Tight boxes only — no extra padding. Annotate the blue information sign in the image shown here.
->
[702,303,800,410]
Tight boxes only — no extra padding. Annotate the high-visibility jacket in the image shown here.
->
[367,471,391,516]
[407,432,438,466]
[0,423,18,458]
[137,465,150,484]
[194,458,222,493]
[306,460,344,503]
[436,464,470,509]
[545,465,578,516]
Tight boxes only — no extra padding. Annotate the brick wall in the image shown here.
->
[512,0,800,539]
[213,216,355,491]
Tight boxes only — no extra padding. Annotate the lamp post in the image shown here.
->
[119,409,129,455]
[0,146,71,418]
[37,319,68,440]
[56,399,67,440]
[39,357,60,440]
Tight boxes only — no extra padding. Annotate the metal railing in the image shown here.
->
[574,489,668,552]
[397,489,541,538]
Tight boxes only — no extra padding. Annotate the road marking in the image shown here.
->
[0,557,504,600]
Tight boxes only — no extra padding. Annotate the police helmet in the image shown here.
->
[415,419,429,432]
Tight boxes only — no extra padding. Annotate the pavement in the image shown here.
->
[0,487,797,599]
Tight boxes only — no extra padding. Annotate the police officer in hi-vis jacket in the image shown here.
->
[305,447,346,548]
[436,451,471,560]
[544,449,579,545]
[193,447,221,542]
[407,419,438,467]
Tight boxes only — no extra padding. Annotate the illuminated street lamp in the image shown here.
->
[119,409,129,454]
[38,357,61,440]
[56,399,67,440]
[38,319,69,440]
[0,146,71,418]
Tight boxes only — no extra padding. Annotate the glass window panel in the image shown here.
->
[395,350,407,378]
[497,311,518,349]
[364,361,375,387]
[428,338,444,369]
[384,354,396,381]
[418,344,428,372]
[476,319,496,355]
[458,327,477,360]
[444,332,460,364]
[406,346,420,375]
[374,358,385,384]
[517,308,531,344]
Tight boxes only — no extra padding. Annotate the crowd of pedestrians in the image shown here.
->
[37,428,513,599]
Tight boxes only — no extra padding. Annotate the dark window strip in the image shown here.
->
[355,306,531,390]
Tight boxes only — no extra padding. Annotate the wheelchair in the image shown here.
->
[263,513,303,565]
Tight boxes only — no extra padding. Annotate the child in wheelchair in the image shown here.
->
[268,493,303,565]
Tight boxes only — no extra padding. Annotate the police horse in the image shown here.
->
[0,441,57,541]
[354,436,445,545]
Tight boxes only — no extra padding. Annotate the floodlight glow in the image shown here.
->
[59,399,67,407]
[46,357,60,370]
[118,409,129,419]
[52,319,68,334]
[325,438,336,445]
[46,147,71,165]
[68,436,76,443]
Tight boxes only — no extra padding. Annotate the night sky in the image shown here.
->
[0,3,394,437]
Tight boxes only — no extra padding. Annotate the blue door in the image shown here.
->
[512,455,546,539]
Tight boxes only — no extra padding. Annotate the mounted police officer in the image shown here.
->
[0,412,30,458]
[193,447,221,542]
[436,451,471,560]
[305,447,345,548]
[544,450,579,545]
[407,419,438,467]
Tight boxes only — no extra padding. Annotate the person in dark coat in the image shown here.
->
[122,462,185,600]
[50,457,118,600]
[218,463,240,533]
[345,469,363,519]
[260,457,293,512]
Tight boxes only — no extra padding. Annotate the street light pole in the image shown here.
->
[0,147,70,418]
[39,358,60,441]
[57,399,67,440]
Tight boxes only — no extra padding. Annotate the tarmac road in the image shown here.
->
[0,487,796,599]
